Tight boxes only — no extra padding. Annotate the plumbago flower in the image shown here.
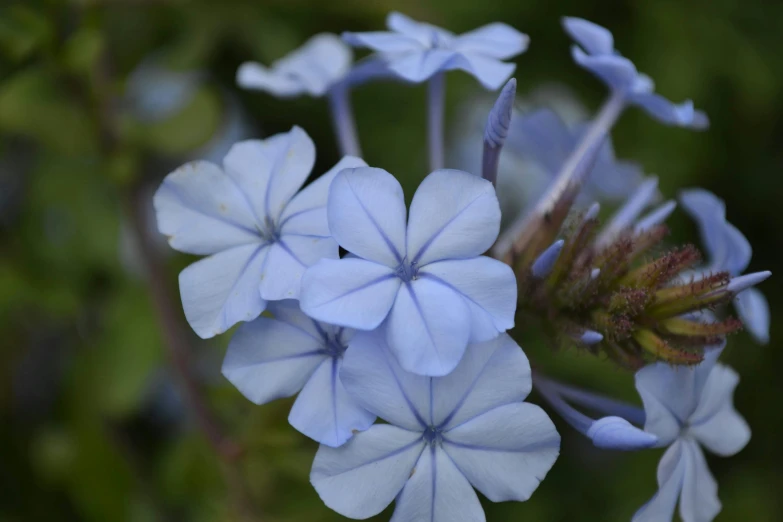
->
[343,11,528,89]
[680,189,770,344]
[154,126,366,338]
[300,167,517,376]
[633,343,750,522]
[311,332,560,521]
[222,300,374,447]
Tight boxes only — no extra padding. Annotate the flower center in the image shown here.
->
[257,215,280,243]
[323,333,347,358]
[422,426,442,445]
[395,257,419,283]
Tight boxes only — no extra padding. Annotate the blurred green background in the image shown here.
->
[1,0,781,521]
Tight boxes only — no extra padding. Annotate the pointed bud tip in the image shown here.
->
[585,202,601,220]
[587,416,658,451]
[727,271,771,294]
[579,329,603,345]
[531,239,565,278]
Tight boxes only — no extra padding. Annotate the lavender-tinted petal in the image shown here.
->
[222,127,315,222]
[453,51,517,90]
[386,11,454,45]
[267,299,323,339]
[342,31,424,53]
[387,48,456,83]
[433,334,532,430]
[154,161,260,255]
[571,46,640,92]
[259,236,338,301]
[387,278,471,376]
[562,17,615,55]
[340,330,430,430]
[300,258,400,330]
[453,22,529,59]
[420,257,516,342]
[179,243,269,338]
[391,447,485,522]
[632,441,687,522]
[633,201,677,235]
[443,403,560,502]
[328,167,407,267]
[597,177,659,246]
[311,424,425,519]
[631,94,709,130]
[279,156,367,237]
[407,170,500,266]
[236,62,305,97]
[586,416,658,450]
[734,288,770,344]
[289,358,376,447]
[221,315,325,404]
[679,440,722,522]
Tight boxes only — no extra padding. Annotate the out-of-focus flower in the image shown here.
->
[633,344,750,522]
[300,167,516,377]
[311,332,559,521]
[154,126,366,338]
[222,300,375,447]
[343,11,528,89]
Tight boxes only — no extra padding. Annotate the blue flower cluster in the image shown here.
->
[154,12,769,522]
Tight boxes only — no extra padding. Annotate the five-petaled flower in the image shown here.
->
[154,126,366,338]
[311,332,560,521]
[222,300,375,447]
[680,188,770,344]
[633,343,750,522]
[563,17,708,129]
[237,34,352,97]
[343,11,528,89]
[299,167,517,376]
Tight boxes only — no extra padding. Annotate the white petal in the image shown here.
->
[311,424,425,519]
[387,278,471,376]
[734,288,770,344]
[328,167,407,267]
[340,330,431,431]
[289,357,376,447]
[179,243,269,338]
[444,403,560,502]
[432,334,531,430]
[222,127,315,223]
[267,299,324,339]
[453,23,529,59]
[688,363,750,457]
[453,51,518,90]
[259,236,338,301]
[679,440,721,522]
[221,314,325,404]
[632,441,687,522]
[154,160,261,255]
[387,49,457,83]
[407,170,500,266]
[273,33,353,96]
[300,258,401,330]
[562,17,615,55]
[420,257,516,342]
[391,447,485,522]
[236,61,306,97]
[279,156,368,237]
[387,11,454,45]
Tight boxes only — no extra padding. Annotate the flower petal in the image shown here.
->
[688,363,750,457]
[259,236,338,301]
[507,109,575,175]
[387,11,454,46]
[679,440,722,522]
[453,51,518,90]
[391,447,485,522]
[453,23,529,59]
[154,160,261,255]
[342,32,424,54]
[407,170,500,266]
[562,17,615,55]
[289,357,376,447]
[340,330,430,431]
[328,167,407,267]
[221,314,325,404]
[631,94,709,130]
[236,62,306,97]
[443,403,560,502]
[387,48,457,83]
[222,127,315,223]
[734,288,770,344]
[387,278,471,376]
[311,424,425,519]
[571,47,639,92]
[632,441,687,522]
[179,243,269,338]
[420,257,516,342]
[272,33,353,96]
[279,156,368,237]
[300,258,400,330]
[433,334,531,430]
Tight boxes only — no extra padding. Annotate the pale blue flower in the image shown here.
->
[222,300,375,447]
[680,189,770,343]
[343,11,529,89]
[563,17,708,129]
[633,344,751,522]
[300,167,517,376]
[237,34,352,97]
[311,332,560,521]
[154,126,366,338]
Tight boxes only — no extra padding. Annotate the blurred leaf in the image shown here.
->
[0,5,53,62]
[63,27,104,76]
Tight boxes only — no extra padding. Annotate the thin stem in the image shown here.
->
[534,378,593,434]
[427,72,446,171]
[535,376,646,426]
[328,85,362,157]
